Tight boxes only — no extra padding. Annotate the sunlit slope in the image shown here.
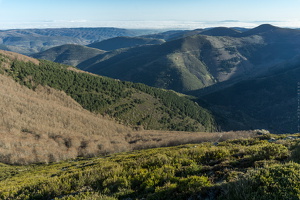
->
[0,50,218,164]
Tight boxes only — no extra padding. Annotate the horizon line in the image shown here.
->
[0,20,300,30]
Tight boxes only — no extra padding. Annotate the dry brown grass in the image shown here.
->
[0,74,132,164]
[128,130,257,150]
[0,50,40,65]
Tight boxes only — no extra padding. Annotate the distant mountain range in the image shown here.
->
[31,24,300,133]
[0,28,159,55]
[33,24,300,93]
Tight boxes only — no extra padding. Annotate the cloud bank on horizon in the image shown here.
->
[1,0,300,30]
[1,20,300,30]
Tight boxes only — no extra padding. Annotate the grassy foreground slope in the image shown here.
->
[1,133,300,200]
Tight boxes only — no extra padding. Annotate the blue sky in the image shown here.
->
[1,0,300,29]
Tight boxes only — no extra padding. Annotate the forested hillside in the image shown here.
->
[33,44,106,66]
[1,50,217,132]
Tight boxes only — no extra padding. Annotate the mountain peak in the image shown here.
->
[200,27,240,36]
[255,24,279,31]
[239,24,280,37]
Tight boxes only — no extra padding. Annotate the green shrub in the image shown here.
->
[177,162,202,177]
[178,175,211,195]
[148,182,178,200]
[202,147,231,163]
[290,145,300,163]
[54,192,117,200]
[252,143,290,161]
[221,162,300,200]
[142,153,171,169]
[102,176,130,194]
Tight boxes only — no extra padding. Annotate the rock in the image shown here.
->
[268,138,276,142]
[256,129,270,135]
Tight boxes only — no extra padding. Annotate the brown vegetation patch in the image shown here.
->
[0,50,40,65]
[0,74,131,164]
[129,130,257,150]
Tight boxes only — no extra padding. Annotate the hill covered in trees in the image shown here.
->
[5,59,216,132]
[32,44,106,67]
[0,50,219,164]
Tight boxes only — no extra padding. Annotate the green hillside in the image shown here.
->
[78,33,265,92]
[2,132,300,199]
[0,51,217,132]
[88,36,165,51]
[77,25,300,94]
[33,25,300,95]
[33,44,106,66]
[78,35,219,93]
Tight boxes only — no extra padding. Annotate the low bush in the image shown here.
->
[1,135,300,200]
[221,162,300,200]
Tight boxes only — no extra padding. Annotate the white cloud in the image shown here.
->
[0,20,300,30]
[272,20,300,28]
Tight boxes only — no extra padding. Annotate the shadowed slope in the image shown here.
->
[88,36,165,51]
[201,61,300,133]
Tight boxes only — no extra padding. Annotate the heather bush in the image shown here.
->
[251,143,290,161]
[221,162,300,200]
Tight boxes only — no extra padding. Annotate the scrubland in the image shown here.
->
[1,133,300,199]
